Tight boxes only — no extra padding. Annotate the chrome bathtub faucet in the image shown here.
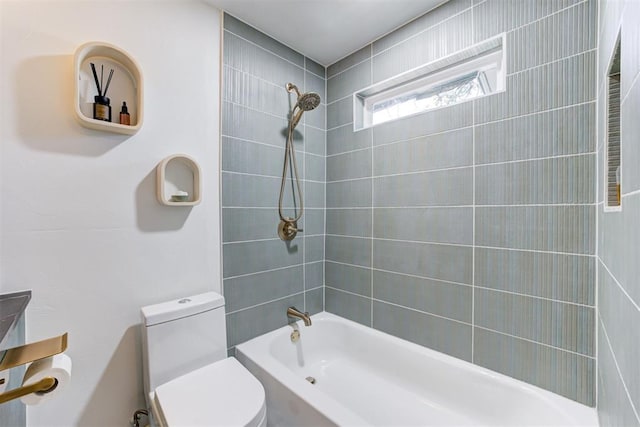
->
[287,306,312,326]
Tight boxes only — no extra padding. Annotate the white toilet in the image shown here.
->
[140,292,267,427]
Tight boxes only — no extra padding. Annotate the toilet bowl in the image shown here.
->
[141,292,266,427]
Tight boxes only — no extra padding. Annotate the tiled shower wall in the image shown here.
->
[597,1,640,425]
[325,0,597,405]
[221,14,326,352]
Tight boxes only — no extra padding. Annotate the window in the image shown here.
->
[605,35,621,210]
[354,34,506,130]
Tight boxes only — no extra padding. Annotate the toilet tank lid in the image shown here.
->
[141,292,225,326]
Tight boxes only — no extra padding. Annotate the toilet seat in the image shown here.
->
[152,357,266,427]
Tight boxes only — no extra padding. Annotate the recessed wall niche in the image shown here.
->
[605,35,621,210]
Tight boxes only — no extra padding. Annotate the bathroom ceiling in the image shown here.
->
[206,0,448,66]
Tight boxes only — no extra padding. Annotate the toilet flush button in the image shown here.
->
[178,298,192,304]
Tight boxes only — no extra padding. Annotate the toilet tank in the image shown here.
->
[141,292,227,401]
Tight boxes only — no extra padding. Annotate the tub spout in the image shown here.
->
[287,306,312,326]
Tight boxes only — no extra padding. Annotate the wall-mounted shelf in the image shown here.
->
[74,41,144,135]
[156,155,202,206]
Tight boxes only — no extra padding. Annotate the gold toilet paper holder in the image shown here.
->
[0,332,68,405]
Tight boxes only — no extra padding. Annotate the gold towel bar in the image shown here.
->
[0,333,68,371]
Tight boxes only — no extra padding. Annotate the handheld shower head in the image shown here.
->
[286,82,321,129]
[296,92,321,111]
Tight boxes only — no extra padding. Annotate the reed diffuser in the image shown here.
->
[90,63,114,122]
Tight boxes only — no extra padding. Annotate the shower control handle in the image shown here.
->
[278,219,302,241]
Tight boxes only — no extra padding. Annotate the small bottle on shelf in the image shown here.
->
[119,101,131,125]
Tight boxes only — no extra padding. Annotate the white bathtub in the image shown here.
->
[235,312,598,427]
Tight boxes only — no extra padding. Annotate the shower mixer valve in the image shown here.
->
[278,218,303,241]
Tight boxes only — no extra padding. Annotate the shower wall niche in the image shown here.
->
[220,14,326,353]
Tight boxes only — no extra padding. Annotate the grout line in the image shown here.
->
[327,164,470,183]
[222,170,325,184]
[620,67,640,105]
[622,188,640,199]
[223,237,281,245]
[594,3,601,403]
[303,77,307,313]
[226,290,306,316]
[223,264,304,281]
[324,204,595,209]
[598,316,640,423]
[475,100,597,127]
[475,285,595,309]
[599,260,640,313]
[370,296,471,327]
[327,234,472,247]
[370,50,375,328]
[326,146,372,158]
[222,134,285,151]
[223,99,287,121]
[476,151,596,168]
[327,259,471,288]
[471,93,476,363]
[223,28,307,76]
[506,49,597,78]
[474,325,595,360]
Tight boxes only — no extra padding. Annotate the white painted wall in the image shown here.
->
[0,1,222,425]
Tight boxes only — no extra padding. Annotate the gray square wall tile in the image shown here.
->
[226,294,304,348]
[224,13,304,67]
[597,320,640,426]
[305,287,324,315]
[598,260,640,411]
[328,45,371,78]
[373,270,472,323]
[475,288,594,356]
[475,206,595,255]
[325,235,371,267]
[475,155,596,205]
[325,288,371,326]
[474,103,596,164]
[475,248,595,305]
[373,128,473,176]
[374,168,473,207]
[373,207,473,245]
[326,208,371,237]
[327,59,371,103]
[325,261,371,297]
[327,149,372,182]
[474,328,594,406]
[224,266,303,312]
[223,238,303,278]
[372,301,472,362]
[305,261,324,289]
[373,239,472,285]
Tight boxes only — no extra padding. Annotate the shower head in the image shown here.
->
[296,92,321,111]
[286,82,321,129]
[287,82,321,111]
